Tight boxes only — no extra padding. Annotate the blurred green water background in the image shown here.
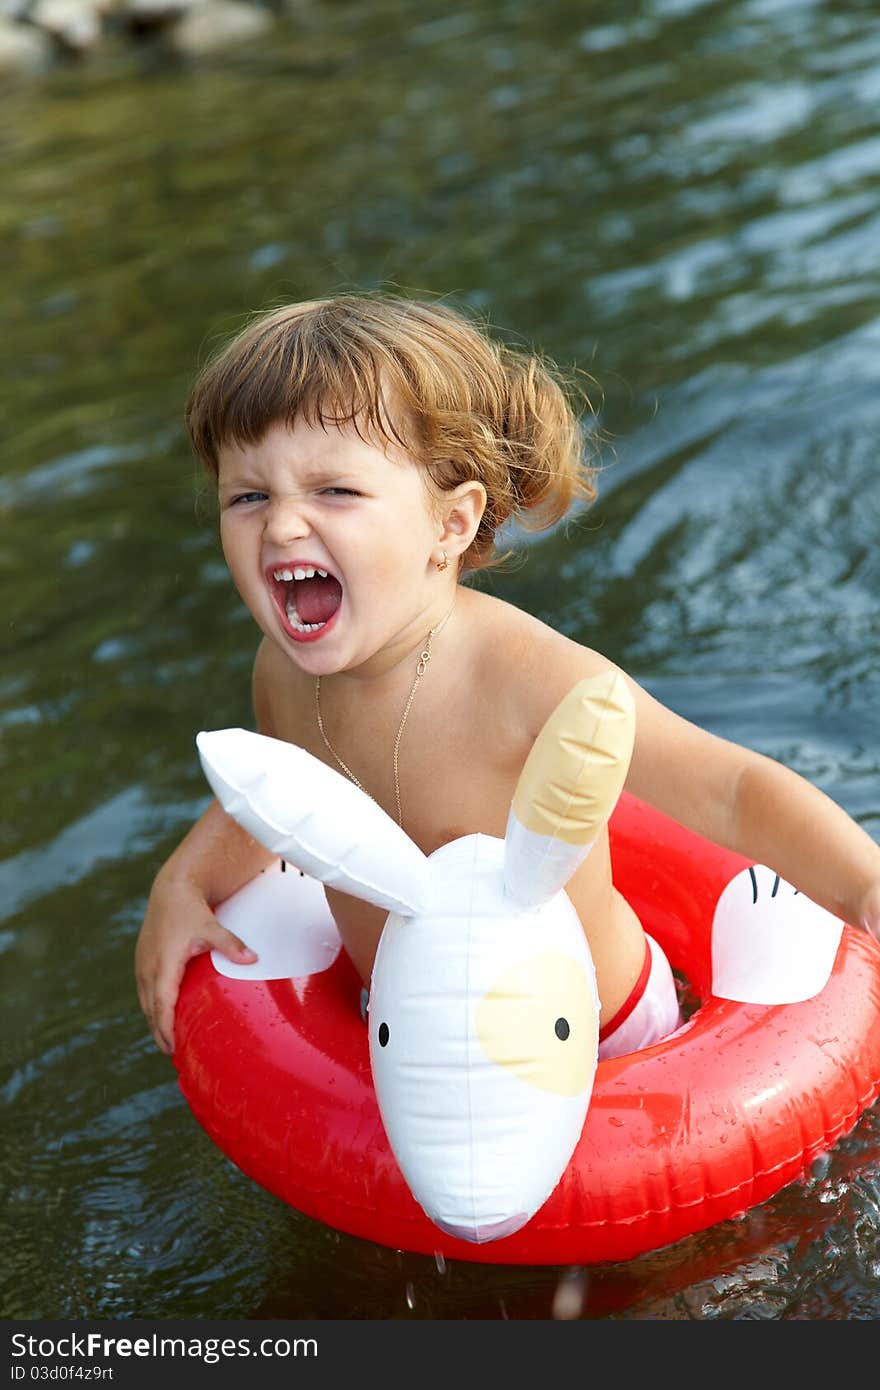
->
[3,0,880,1319]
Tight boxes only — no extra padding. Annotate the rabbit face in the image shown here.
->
[368,833,598,1243]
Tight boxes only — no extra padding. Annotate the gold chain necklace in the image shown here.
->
[314,603,455,826]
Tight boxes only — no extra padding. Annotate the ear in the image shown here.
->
[432,479,487,566]
[504,670,636,908]
[197,729,432,915]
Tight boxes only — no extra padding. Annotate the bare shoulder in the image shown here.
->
[463,586,621,740]
[462,587,765,844]
[251,637,313,741]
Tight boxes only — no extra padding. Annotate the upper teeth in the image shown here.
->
[273,566,328,581]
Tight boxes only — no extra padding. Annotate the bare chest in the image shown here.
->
[280,685,521,851]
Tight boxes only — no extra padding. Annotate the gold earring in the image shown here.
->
[437,552,449,571]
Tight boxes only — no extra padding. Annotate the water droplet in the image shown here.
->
[552,1268,586,1320]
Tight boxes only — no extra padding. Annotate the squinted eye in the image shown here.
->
[378,1022,390,1047]
[554,1018,570,1041]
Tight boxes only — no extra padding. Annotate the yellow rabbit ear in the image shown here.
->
[504,670,636,907]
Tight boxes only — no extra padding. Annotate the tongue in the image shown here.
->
[294,575,343,625]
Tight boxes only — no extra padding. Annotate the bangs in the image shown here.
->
[186,301,423,474]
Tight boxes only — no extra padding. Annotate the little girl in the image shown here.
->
[135,293,880,1058]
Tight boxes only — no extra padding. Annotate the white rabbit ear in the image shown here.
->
[197,729,432,916]
[504,670,635,908]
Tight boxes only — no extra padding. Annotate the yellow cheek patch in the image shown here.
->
[476,950,598,1096]
[512,670,635,846]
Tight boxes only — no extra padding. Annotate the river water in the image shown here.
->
[3,0,880,1320]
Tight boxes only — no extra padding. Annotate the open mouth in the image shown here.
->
[268,563,343,642]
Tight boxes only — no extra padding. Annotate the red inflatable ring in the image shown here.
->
[175,794,880,1265]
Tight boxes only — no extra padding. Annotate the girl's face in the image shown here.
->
[217,416,449,677]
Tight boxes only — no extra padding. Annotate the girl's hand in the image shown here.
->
[859,882,880,944]
[135,874,257,1056]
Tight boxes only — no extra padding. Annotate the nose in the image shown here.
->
[263,496,310,545]
[431,1212,531,1244]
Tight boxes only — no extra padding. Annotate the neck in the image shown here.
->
[314,589,458,825]
[325,590,459,691]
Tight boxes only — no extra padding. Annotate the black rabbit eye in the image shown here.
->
[378,1022,389,1047]
[555,1018,570,1041]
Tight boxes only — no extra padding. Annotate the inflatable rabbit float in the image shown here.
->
[196,670,635,1243]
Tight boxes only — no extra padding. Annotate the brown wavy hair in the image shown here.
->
[185,294,599,570]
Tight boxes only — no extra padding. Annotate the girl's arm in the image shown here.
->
[625,678,880,940]
[135,642,283,1055]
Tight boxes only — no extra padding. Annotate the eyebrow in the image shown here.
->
[217,468,367,490]
[300,467,366,486]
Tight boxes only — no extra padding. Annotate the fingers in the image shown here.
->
[136,955,178,1056]
[152,959,182,1056]
[136,959,165,1056]
[858,883,880,944]
[213,927,258,964]
[136,923,259,1057]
